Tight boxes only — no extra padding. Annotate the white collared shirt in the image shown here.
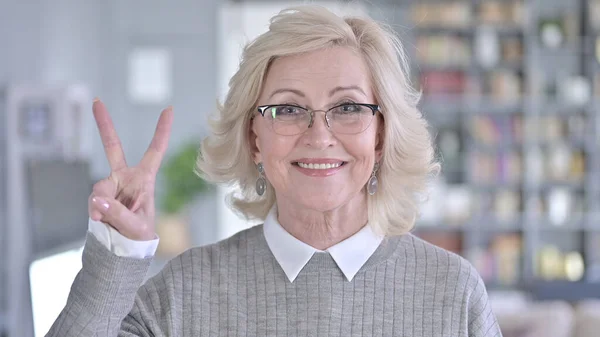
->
[88,218,159,259]
[263,206,383,282]
[88,206,383,282]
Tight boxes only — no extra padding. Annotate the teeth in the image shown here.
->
[297,162,342,169]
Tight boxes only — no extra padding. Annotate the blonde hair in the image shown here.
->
[197,5,440,236]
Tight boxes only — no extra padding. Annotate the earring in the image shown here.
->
[256,162,267,196]
[367,162,379,196]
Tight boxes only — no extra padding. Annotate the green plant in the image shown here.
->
[160,141,208,214]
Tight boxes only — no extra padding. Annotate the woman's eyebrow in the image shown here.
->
[328,85,366,97]
[268,88,306,99]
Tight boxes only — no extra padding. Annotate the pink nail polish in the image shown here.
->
[93,197,110,210]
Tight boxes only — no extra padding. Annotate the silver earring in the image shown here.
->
[367,162,379,196]
[256,162,267,196]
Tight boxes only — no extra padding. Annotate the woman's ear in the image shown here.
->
[374,115,384,161]
[249,118,262,163]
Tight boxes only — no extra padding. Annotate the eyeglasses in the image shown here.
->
[256,103,380,136]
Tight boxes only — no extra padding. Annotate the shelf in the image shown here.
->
[482,61,524,71]
[412,25,473,35]
[531,40,585,54]
[469,100,524,114]
[531,139,589,151]
[413,224,465,232]
[486,282,527,292]
[403,0,597,300]
[535,223,586,232]
[421,96,524,114]
[523,181,586,192]
[528,281,600,301]
[417,63,471,72]
[469,182,522,191]
[420,96,465,115]
[478,24,524,36]
[469,142,522,152]
[413,24,524,36]
[476,221,523,233]
[416,218,526,233]
[538,100,590,115]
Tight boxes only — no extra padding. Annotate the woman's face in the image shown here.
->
[251,46,383,212]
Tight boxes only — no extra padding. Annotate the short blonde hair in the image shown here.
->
[197,5,440,236]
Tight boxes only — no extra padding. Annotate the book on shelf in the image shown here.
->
[477,0,524,26]
[411,2,471,28]
[536,245,585,282]
[470,233,522,286]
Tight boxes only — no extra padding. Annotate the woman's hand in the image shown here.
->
[88,99,174,241]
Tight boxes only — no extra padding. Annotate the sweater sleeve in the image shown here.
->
[45,233,156,337]
[467,271,503,337]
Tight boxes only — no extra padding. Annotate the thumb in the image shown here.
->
[91,196,154,241]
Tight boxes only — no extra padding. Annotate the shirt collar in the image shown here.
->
[263,205,383,282]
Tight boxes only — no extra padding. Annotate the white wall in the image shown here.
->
[0,1,220,336]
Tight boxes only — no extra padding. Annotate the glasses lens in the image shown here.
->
[269,105,310,135]
[328,104,375,134]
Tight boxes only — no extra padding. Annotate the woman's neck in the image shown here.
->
[275,194,369,250]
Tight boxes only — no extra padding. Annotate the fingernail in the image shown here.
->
[93,97,101,103]
[92,197,110,210]
[91,211,102,221]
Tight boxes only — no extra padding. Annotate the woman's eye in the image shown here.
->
[276,106,301,114]
[337,104,361,113]
[269,105,304,119]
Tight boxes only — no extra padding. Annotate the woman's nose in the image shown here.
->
[303,111,336,149]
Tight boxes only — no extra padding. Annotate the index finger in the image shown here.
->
[140,106,174,174]
[93,99,127,171]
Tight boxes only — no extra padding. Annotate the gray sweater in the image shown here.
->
[47,225,502,336]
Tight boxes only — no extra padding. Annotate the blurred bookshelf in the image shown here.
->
[368,0,600,299]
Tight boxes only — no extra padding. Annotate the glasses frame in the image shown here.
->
[256,103,380,135]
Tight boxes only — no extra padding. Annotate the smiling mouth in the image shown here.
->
[292,162,346,170]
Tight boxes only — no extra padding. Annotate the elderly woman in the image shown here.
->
[49,5,501,337]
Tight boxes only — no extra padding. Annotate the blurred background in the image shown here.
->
[0,0,599,336]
